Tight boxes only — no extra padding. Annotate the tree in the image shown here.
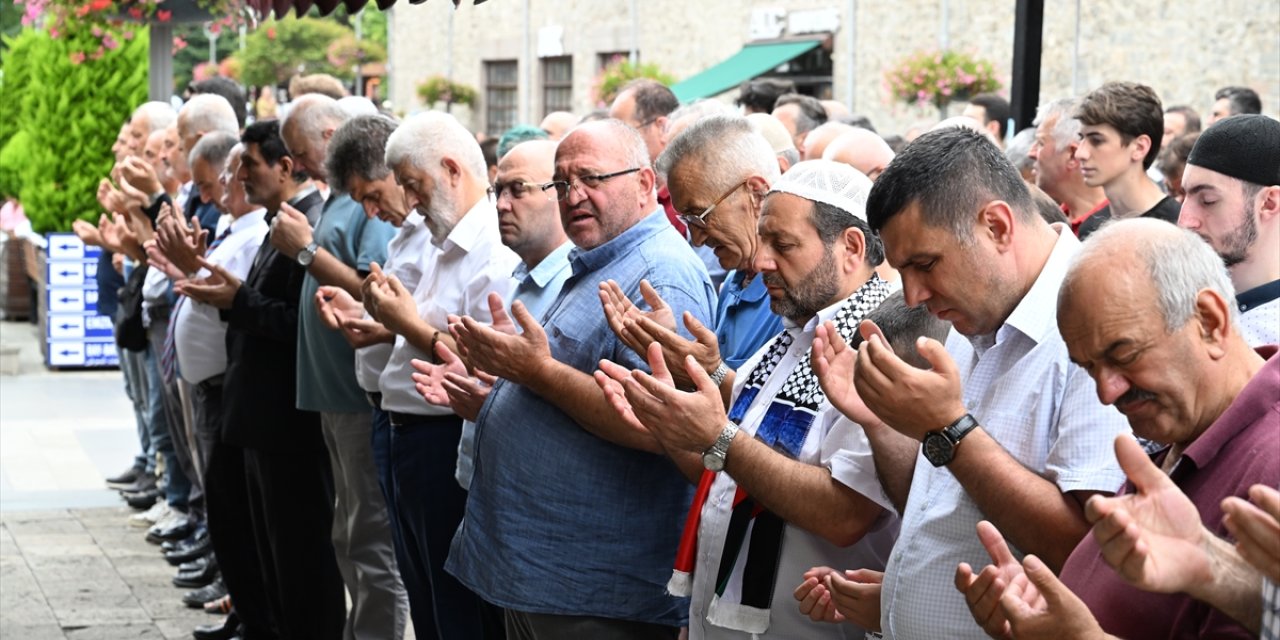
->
[232,16,383,90]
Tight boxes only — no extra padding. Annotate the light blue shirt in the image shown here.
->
[447,210,715,625]
[714,270,783,371]
[296,193,396,412]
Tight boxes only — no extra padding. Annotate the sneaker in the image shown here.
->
[146,509,193,544]
[129,501,170,528]
[105,463,145,490]
[114,472,158,495]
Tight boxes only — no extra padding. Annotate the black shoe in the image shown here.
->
[147,515,194,544]
[173,556,218,588]
[192,612,239,640]
[182,577,226,608]
[178,554,212,573]
[115,472,158,495]
[105,463,146,490]
[123,487,162,510]
[165,532,211,565]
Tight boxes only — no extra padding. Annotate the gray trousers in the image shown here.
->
[320,410,409,640]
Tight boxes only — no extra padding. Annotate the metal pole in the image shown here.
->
[1072,0,1081,95]
[522,0,531,123]
[1010,0,1044,132]
[148,22,174,102]
[845,0,856,109]
[355,9,364,98]
[445,7,454,112]
[939,0,949,49]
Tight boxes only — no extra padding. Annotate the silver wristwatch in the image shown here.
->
[708,361,729,387]
[702,422,740,472]
[296,241,318,267]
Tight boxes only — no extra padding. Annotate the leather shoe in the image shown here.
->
[146,514,193,544]
[178,554,212,573]
[123,487,161,510]
[192,612,239,640]
[105,463,145,490]
[165,533,211,565]
[114,472,158,495]
[183,577,226,608]
[173,558,218,588]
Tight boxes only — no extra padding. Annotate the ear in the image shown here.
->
[322,126,336,143]
[440,157,463,185]
[839,224,868,273]
[655,116,671,145]
[1255,185,1280,225]
[1129,134,1152,165]
[636,166,657,196]
[745,175,770,204]
[978,200,1016,252]
[1193,287,1232,358]
[1064,142,1082,168]
[278,155,295,183]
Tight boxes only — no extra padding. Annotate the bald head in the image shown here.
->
[539,111,579,141]
[496,140,564,266]
[178,94,238,157]
[822,129,895,181]
[801,122,856,161]
[281,94,350,180]
[554,120,655,249]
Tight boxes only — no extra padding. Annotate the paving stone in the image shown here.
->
[0,622,65,640]
[46,592,151,627]
[5,517,88,536]
[16,533,102,557]
[108,556,182,582]
[63,623,165,639]
[0,589,59,625]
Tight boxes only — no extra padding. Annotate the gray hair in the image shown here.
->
[133,101,176,133]
[327,115,398,194]
[282,94,350,145]
[1063,218,1238,331]
[665,99,735,137]
[779,147,801,168]
[188,130,239,171]
[656,115,780,188]
[1034,98,1083,149]
[1005,127,1037,172]
[859,289,951,367]
[179,94,238,138]
[385,111,488,181]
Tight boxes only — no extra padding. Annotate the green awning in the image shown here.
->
[670,40,822,102]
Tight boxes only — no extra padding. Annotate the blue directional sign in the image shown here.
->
[44,232,116,369]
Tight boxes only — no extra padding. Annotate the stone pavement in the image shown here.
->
[0,320,217,639]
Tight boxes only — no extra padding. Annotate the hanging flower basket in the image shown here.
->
[17,0,247,58]
[885,49,1001,111]
[417,76,477,109]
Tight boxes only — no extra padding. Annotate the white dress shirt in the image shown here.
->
[174,209,269,384]
[879,226,1131,639]
[377,198,520,415]
[355,212,434,393]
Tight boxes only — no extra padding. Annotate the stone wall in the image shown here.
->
[386,0,1280,137]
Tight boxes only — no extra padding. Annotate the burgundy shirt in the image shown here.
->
[1060,346,1280,640]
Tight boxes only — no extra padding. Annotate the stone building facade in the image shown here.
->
[385,0,1280,137]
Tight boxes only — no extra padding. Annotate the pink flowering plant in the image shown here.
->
[884,49,1000,110]
[15,0,245,59]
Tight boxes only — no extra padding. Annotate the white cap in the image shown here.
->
[766,159,873,221]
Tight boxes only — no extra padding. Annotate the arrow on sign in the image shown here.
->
[59,349,77,356]
[58,243,77,251]
[59,323,77,330]
[58,270,76,278]
[59,297,77,304]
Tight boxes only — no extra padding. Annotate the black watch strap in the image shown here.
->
[943,413,979,445]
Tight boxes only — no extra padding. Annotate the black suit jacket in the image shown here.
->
[220,189,325,452]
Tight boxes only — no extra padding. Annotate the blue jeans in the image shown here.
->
[390,414,488,639]
[118,345,152,472]
[142,334,190,510]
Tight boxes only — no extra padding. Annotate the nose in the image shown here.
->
[689,225,707,247]
[565,181,588,206]
[900,275,931,309]
[1176,205,1199,229]
[404,190,420,212]
[1094,366,1131,406]
[1073,144,1089,161]
[751,243,776,274]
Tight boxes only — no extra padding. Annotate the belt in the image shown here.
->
[196,374,225,391]
[387,411,458,428]
[366,391,383,409]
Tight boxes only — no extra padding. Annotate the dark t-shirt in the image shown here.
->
[1076,195,1180,238]
[96,249,123,319]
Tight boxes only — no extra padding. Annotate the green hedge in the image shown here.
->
[0,27,148,233]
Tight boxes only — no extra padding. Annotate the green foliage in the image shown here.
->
[594,59,674,106]
[416,76,476,108]
[0,26,147,232]
[0,131,32,200]
[884,49,1001,109]
[172,21,241,91]
[233,17,367,89]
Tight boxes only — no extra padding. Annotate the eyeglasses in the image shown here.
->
[492,180,553,201]
[543,167,641,202]
[678,180,748,229]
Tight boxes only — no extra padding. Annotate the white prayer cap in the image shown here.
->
[766,159,873,221]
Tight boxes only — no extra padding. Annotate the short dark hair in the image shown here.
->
[774,93,828,134]
[1029,185,1069,225]
[190,77,247,129]
[1075,81,1165,170]
[479,138,499,169]
[968,93,1011,140]
[1156,131,1200,180]
[1164,105,1202,134]
[853,290,951,368]
[621,79,678,122]
[736,78,796,113]
[1214,86,1262,115]
[326,115,398,194]
[837,113,877,133]
[867,127,1036,239]
[811,200,884,267]
[241,120,306,182]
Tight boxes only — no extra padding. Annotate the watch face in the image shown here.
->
[702,451,725,472]
[923,432,953,467]
[297,249,314,266]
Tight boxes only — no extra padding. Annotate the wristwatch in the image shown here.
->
[702,422,740,472]
[922,413,979,467]
[708,361,729,387]
[296,241,318,267]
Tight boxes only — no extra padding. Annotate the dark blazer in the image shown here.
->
[220,189,325,452]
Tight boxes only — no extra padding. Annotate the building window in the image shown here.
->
[484,60,518,135]
[597,51,630,73]
[542,56,573,117]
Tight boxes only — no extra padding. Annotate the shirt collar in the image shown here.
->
[514,241,574,287]
[401,211,424,230]
[568,207,668,275]
[229,208,267,233]
[972,224,1080,348]
[435,196,494,253]
[1236,279,1280,313]
[1171,345,1279,477]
